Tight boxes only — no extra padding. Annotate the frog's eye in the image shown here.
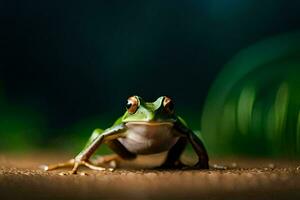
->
[126,96,139,114]
[163,96,174,114]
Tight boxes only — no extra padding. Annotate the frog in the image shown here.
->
[43,96,209,174]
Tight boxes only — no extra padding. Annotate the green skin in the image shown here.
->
[44,96,209,174]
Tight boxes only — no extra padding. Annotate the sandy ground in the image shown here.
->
[0,153,300,200]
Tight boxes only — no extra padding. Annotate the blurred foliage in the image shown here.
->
[50,113,118,154]
[0,82,45,152]
[202,31,300,158]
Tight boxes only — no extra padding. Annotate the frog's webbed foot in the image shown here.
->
[191,161,209,169]
[155,160,188,170]
[41,158,114,174]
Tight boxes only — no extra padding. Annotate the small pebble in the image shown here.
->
[59,172,68,176]
[39,165,48,171]
[268,163,275,169]
[109,161,117,168]
[213,164,227,170]
[231,162,237,168]
[80,172,88,176]
[108,168,114,172]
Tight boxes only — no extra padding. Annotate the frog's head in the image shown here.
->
[121,96,177,123]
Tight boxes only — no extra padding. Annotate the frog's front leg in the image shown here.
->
[43,158,107,173]
[159,137,188,169]
[187,131,209,169]
[43,124,126,174]
[42,128,105,171]
[174,122,209,169]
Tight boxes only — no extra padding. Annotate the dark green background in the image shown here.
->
[1,1,300,156]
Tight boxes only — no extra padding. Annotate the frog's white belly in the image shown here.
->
[118,122,179,154]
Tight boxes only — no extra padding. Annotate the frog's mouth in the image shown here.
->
[125,121,174,126]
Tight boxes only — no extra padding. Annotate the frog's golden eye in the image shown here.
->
[163,96,174,114]
[126,96,139,114]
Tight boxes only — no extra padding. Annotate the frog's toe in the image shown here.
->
[156,160,188,170]
[192,161,209,169]
[57,171,87,176]
[41,159,75,171]
[93,154,121,169]
[81,160,115,172]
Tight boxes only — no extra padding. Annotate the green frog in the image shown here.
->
[43,96,209,174]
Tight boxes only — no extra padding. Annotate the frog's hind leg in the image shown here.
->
[92,139,136,169]
[158,137,188,169]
